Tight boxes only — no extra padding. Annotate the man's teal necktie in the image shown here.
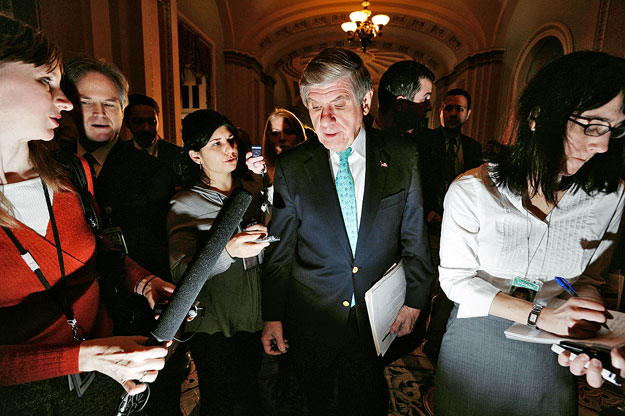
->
[336,148,358,257]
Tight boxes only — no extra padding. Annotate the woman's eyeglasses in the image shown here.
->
[569,116,625,139]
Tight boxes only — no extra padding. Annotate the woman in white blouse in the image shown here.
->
[435,51,625,415]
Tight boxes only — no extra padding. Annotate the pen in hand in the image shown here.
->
[554,276,611,331]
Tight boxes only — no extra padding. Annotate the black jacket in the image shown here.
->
[262,127,435,353]
[94,139,174,279]
[416,126,482,216]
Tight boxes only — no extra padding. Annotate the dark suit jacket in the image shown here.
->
[262,127,435,354]
[416,126,482,216]
[95,139,174,280]
[156,139,182,168]
[153,138,183,188]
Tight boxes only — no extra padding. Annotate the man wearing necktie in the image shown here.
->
[261,48,435,415]
[63,57,174,282]
[63,57,182,416]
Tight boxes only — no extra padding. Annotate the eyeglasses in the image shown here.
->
[568,116,625,139]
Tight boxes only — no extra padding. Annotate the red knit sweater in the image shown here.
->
[0,188,150,386]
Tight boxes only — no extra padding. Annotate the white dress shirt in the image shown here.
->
[2,178,51,236]
[329,127,367,230]
[439,164,625,318]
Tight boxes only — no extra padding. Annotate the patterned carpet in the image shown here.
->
[179,346,625,415]
[386,350,436,416]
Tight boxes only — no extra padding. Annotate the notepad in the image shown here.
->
[505,308,625,348]
[365,261,406,356]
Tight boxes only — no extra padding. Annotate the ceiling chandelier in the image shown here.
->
[341,1,390,53]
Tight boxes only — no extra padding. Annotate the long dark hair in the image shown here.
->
[492,51,625,204]
[177,110,248,188]
[0,15,71,227]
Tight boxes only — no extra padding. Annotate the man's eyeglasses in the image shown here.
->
[568,116,625,139]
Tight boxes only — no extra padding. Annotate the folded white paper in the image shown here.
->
[365,261,406,356]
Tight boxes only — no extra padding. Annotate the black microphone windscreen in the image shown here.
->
[151,188,253,342]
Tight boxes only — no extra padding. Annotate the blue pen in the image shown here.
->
[554,276,578,297]
[554,276,610,330]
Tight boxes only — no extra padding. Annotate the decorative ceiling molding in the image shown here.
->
[593,0,610,51]
[253,12,466,55]
[213,1,494,110]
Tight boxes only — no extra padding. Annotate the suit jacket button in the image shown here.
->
[342,300,350,307]
[352,266,359,273]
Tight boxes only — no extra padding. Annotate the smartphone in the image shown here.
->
[551,342,621,386]
[251,145,262,157]
[252,235,280,243]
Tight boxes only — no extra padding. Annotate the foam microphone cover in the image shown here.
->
[151,188,252,342]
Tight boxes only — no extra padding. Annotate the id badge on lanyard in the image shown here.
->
[508,274,544,303]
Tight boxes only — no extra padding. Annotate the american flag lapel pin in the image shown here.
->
[379,161,388,168]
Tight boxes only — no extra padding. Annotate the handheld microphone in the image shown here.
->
[116,188,252,415]
[152,187,252,342]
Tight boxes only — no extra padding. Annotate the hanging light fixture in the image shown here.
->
[341,1,390,53]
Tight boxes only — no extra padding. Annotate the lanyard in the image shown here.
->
[2,178,84,342]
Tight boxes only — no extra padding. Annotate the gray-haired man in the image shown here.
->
[261,48,434,415]
[63,57,182,416]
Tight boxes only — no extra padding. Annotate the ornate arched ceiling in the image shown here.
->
[213,0,505,104]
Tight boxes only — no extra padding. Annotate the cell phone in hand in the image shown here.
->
[252,235,280,243]
[251,145,262,158]
[552,341,621,386]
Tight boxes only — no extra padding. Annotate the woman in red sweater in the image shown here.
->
[0,15,172,414]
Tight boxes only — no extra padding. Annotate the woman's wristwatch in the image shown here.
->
[527,304,544,329]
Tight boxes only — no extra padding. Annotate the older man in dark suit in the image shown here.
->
[63,58,174,281]
[63,56,182,416]
[261,48,435,415]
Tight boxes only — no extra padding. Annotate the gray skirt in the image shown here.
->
[435,305,577,416]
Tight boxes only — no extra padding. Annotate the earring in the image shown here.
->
[529,108,540,132]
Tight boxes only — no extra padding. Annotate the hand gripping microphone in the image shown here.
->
[116,188,252,415]
[151,187,252,341]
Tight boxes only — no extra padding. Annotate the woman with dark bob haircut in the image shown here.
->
[435,51,625,415]
[168,109,269,415]
[0,15,171,415]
